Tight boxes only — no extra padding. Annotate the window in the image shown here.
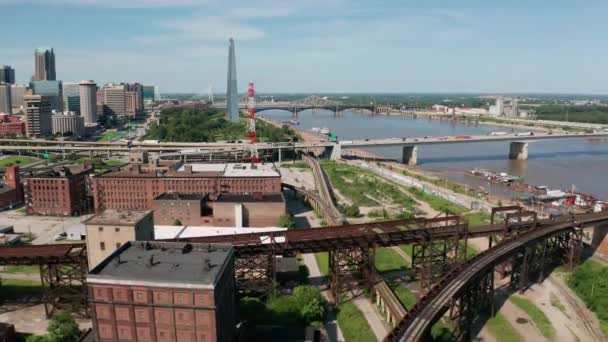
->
[116,243,121,249]
[136,292,143,300]
[98,227,103,232]
[178,313,184,320]
[100,242,105,250]
[176,293,184,303]
[115,227,120,232]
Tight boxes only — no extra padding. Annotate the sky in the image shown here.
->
[2,0,608,94]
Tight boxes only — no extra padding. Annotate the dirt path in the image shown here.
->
[497,298,546,342]
[546,275,606,341]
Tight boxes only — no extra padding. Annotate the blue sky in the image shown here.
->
[2,0,608,94]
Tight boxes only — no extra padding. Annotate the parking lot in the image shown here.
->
[0,209,91,245]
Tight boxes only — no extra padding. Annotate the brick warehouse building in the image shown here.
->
[87,241,235,342]
[93,161,282,212]
[23,164,93,216]
[0,166,22,209]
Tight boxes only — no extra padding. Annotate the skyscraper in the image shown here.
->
[63,82,80,114]
[103,84,126,117]
[226,38,238,122]
[0,66,15,84]
[0,83,12,114]
[10,84,28,111]
[30,80,63,111]
[24,95,52,137]
[34,47,56,81]
[79,80,97,125]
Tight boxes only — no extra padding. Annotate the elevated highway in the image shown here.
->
[3,131,607,163]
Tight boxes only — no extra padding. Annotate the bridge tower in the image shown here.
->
[246,82,260,163]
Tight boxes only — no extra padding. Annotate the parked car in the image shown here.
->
[54,232,67,241]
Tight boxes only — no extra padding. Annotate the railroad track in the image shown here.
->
[385,212,608,342]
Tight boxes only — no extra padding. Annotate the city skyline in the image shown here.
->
[2,0,608,94]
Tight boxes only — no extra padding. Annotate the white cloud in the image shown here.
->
[162,16,266,41]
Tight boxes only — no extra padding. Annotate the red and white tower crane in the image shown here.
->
[246,82,260,163]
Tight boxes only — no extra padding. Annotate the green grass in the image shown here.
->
[567,259,608,336]
[510,296,555,338]
[103,160,126,167]
[485,313,523,342]
[396,167,482,198]
[322,162,417,211]
[375,248,408,273]
[0,278,43,300]
[1,265,39,274]
[280,162,310,169]
[97,130,126,142]
[0,156,35,168]
[463,211,492,227]
[314,252,329,275]
[336,300,376,342]
[406,186,467,215]
[391,283,417,309]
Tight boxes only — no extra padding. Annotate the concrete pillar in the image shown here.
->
[278,148,282,163]
[89,150,92,159]
[62,150,66,160]
[107,150,111,158]
[509,141,528,160]
[329,144,342,161]
[402,145,418,166]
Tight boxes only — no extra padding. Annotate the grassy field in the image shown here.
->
[336,300,376,342]
[314,252,329,275]
[322,162,417,211]
[375,248,408,273]
[0,278,43,300]
[281,162,310,169]
[485,313,523,342]
[103,160,126,167]
[0,156,35,167]
[1,265,39,273]
[396,168,482,198]
[97,130,126,142]
[391,283,417,309]
[463,211,492,227]
[406,186,467,215]
[510,296,555,338]
[567,259,608,335]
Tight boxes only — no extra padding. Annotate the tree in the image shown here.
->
[173,219,182,226]
[26,311,80,342]
[292,285,327,324]
[47,311,80,342]
[341,205,361,218]
[278,214,296,229]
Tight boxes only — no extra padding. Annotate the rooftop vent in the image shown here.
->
[182,243,193,254]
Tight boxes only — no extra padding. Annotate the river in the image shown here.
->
[261,109,608,199]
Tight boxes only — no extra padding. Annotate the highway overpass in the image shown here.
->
[1,132,607,165]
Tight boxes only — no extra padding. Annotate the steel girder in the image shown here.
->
[329,245,376,303]
[39,257,88,318]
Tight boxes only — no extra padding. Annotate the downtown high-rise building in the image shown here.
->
[30,80,63,112]
[63,82,80,114]
[34,47,56,81]
[52,111,85,137]
[103,84,126,117]
[24,95,52,137]
[226,38,239,122]
[0,66,15,84]
[10,84,28,111]
[0,83,12,114]
[79,80,97,125]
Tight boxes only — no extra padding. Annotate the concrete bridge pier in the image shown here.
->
[509,141,528,160]
[328,143,342,161]
[402,145,418,166]
[292,107,298,118]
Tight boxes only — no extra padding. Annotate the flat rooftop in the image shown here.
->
[154,193,206,201]
[99,162,280,178]
[154,226,286,240]
[84,209,152,226]
[216,193,284,203]
[88,241,233,289]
